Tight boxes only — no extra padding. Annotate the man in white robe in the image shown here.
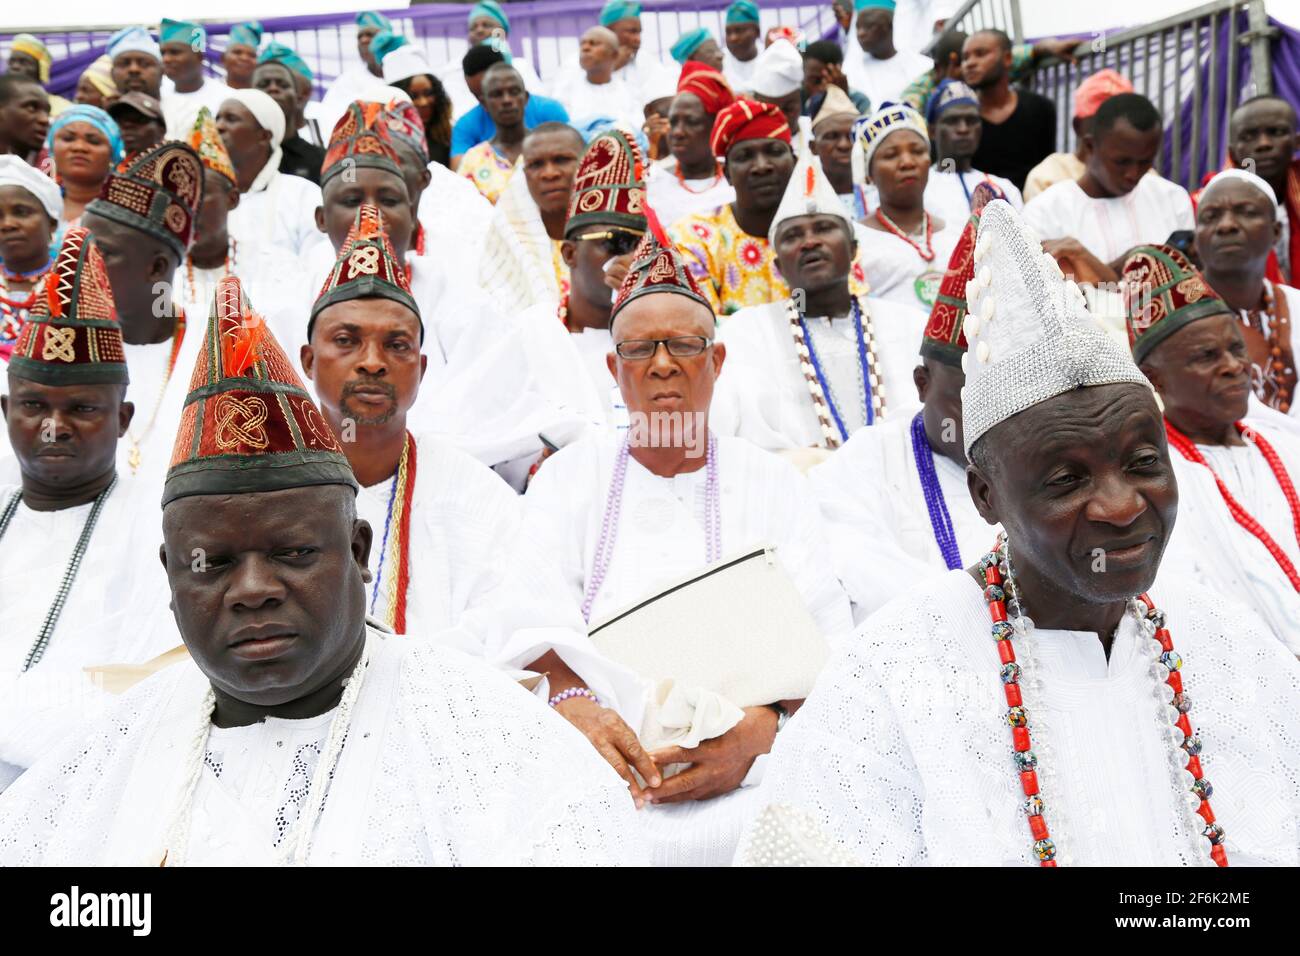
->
[721,2,762,93]
[0,276,645,867]
[717,150,922,454]
[158,19,233,138]
[475,228,852,866]
[809,185,999,621]
[603,2,677,114]
[738,199,1300,867]
[923,79,1022,227]
[843,2,933,112]
[302,204,520,636]
[550,27,642,129]
[217,88,323,259]
[1122,244,1300,654]
[0,227,173,791]
[316,12,391,133]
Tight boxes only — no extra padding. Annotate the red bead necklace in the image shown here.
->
[1165,419,1300,592]
[980,534,1228,867]
[674,160,724,194]
[874,208,935,261]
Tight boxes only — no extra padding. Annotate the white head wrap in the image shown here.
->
[750,39,803,98]
[0,155,63,221]
[961,199,1152,456]
[1202,167,1279,212]
[224,88,286,147]
[382,45,433,85]
[107,26,161,63]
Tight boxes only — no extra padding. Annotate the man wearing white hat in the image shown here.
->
[106,26,164,101]
[216,88,323,259]
[715,148,920,455]
[738,199,1300,867]
[749,39,807,154]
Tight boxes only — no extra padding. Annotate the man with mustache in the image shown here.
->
[302,204,521,636]
[0,228,170,790]
[0,273,645,865]
[740,199,1300,866]
[1123,244,1300,655]
[106,26,164,102]
[716,148,919,455]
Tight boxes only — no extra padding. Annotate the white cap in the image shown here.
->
[750,39,803,98]
[107,26,160,63]
[0,154,62,221]
[961,199,1151,457]
[1201,167,1279,212]
[768,149,847,245]
[224,88,286,148]
[382,44,432,85]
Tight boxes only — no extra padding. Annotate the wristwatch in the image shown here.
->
[767,701,789,733]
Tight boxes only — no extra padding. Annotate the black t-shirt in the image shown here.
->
[971,88,1057,191]
[280,135,325,186]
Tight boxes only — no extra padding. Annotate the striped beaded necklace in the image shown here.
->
[786,296,886,449]
[980,533,1228,867]
[0,476,117,671]
[369,432,418,633]
[582,434,720,623]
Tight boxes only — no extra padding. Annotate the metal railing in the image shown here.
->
[1030,0,1275,189]
[923,0,1024,54]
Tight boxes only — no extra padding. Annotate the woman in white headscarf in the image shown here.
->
[0,155,63,361]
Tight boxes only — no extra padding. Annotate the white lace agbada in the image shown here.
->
[737,571,1300,866]
[0,629,647,865]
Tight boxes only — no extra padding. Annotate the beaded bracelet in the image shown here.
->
[549,687,600,708]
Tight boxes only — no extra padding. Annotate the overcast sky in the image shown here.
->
[4,0,1298,38]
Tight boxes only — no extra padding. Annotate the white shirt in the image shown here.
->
[854,218,962,311]
[808,409,998,621]
[612,54,677,114]
[161,77,234,138]
[739,571,1300,866]
[715,297,925,452]
[1021,175,1196,264]
[354,433,521,636]
[924,167,1023,226]
[722,50,761,94]
[548,68,641,127]
[227,163,323,259]
[418,160,494,279]
[318,65,390,135]
[842,47,932,113]
[646,160,736,232]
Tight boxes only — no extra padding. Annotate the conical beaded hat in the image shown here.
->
[565,127,648,238]
[9,226,128,386]
[309,203,421,340]
[961,199,1151,457]
[921,180,1002,368]
[163,275,357,506]
[321,100,403,187]
[188,106,237,185]
[87,139,203,259]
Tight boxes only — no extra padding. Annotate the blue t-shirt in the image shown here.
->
[451,94,570,158]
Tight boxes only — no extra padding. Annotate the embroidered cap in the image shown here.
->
[310,203,422,342]
[1121,244,1234,365]
[164,275,357,506]
[188,106,236,186]
[768,149,848,245]
[86,139,203,259]
[321,101,404,188]
[611,208,713,322]
[565,127,647,238]
[921,180,1003,368]
[8,226,127,386]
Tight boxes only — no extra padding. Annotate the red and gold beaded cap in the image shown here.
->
[321,100,403,188]
[710,98,791,160]
[564,127,648,239]
[309,203,421,341]
[163,275,357,506]
[86,140,203,260]
[1122,244,1233,365]
[610,206,713,322]
[379,97,429,165]
[9,227,128,386]
[188,106,237,186]
[921,180,1002,368]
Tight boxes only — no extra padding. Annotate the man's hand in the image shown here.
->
[555,694,662,806]
[834,3,852,31]
[1041,237,1118,285]
[823,62,850,95]
[603,251,636,291]
[643,113,670,158]
[1032,37,1081,64]
[644,705,779,805]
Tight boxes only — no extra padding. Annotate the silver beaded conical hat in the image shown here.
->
[960,199,1151,457]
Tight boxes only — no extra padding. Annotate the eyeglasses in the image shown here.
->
[614,335,712,360]
[574,228,644,256]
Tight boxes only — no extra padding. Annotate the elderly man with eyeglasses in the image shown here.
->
[471,156,851,865]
